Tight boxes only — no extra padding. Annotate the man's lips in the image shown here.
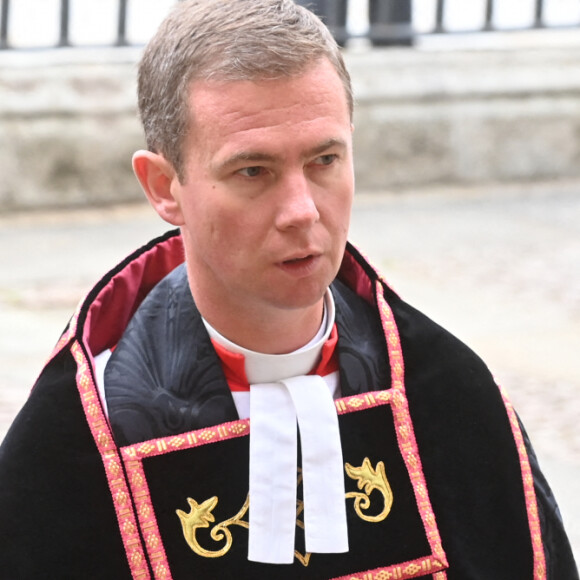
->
[277,253,321,275]
[283,254,314,264]
[279,249,322,263]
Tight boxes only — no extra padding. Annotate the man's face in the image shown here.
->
[170,58,354,326]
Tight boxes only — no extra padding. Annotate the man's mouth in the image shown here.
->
[278,254,320,277]
[283,255,313,264]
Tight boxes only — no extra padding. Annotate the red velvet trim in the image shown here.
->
[64,233,186,579]
[211,324,339,392]
[83,235,185,357]
[337,244,378,307]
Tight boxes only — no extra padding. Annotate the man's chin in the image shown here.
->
[266,286,329,313]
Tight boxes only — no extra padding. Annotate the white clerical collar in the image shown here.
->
[202,288,334,383]
[202,288,348,564]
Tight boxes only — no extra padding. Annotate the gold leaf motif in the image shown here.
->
[176,496,249,558]
[345,458,393,523]
[177,458,393,565]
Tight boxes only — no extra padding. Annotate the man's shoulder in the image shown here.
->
[340,242,491,382]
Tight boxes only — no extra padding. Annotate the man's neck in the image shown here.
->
[188,277,326,354]
[202,301,325,354]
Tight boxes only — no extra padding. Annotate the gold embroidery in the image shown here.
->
[230,423,247,435]
[138,442,155,455]
[199,429,216,442]
[168,436,185,449]
[176,493,314,565]
[177,458,392,562]
[294,470,313,566]
[348,397,364,408]
[345,458,393,522]
[176,496,249,558]
[295,551,312,567]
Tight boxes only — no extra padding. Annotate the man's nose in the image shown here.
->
[275,173,320,231]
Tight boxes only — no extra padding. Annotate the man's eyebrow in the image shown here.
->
[215,151,279,173]
[306,138,348,158]
[214,138,348,173]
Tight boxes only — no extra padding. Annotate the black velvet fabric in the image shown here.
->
[0,348,134,579]
[347,244,580,580]
[103,246,578,578]
[390,297,534,578]
[1,237,577,579]
[139,405,433,579]
[520,418,579,580]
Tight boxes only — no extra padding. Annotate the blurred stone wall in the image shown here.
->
[0,49,143,210]
[350,46,580,190]
[1,44,580,210]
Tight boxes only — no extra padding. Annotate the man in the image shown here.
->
[0,1,577,578]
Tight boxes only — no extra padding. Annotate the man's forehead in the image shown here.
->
[181,58,352,167]
[187,59,349,121]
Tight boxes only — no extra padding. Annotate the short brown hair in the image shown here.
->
[137,0,353,181]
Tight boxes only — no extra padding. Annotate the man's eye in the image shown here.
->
[238,166,263,177]
[314,154,337,166]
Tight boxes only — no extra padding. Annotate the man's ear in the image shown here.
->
[132,150,185,226]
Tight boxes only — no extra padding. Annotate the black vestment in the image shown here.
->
[0,231,577,579]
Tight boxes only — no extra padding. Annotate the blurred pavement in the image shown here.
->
[0,181,578,563]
